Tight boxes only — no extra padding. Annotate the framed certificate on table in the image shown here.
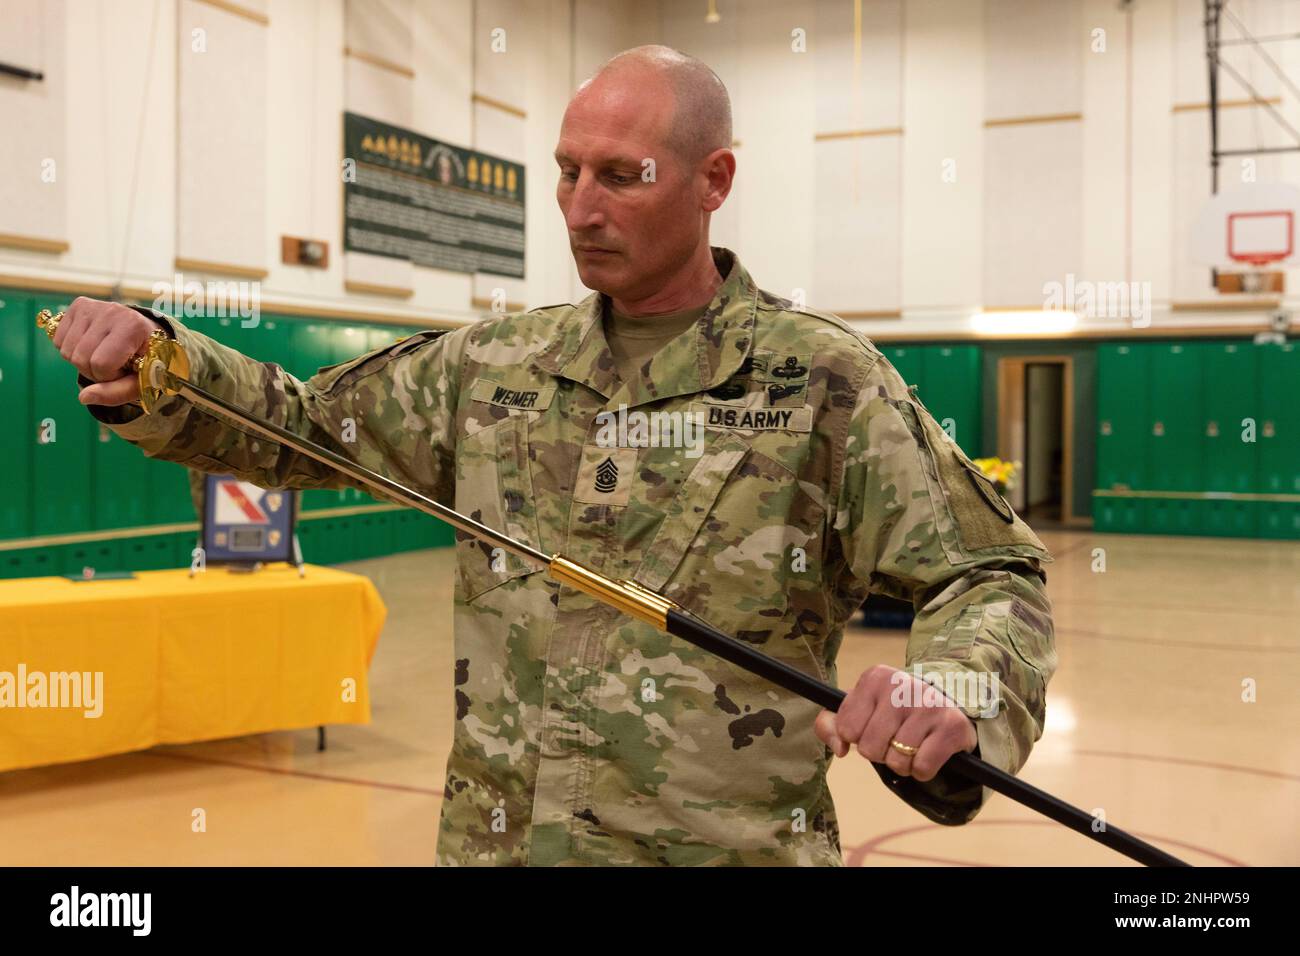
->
[201,474,297,567]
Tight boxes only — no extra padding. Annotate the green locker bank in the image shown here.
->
[1094,339,1299,539]
[0,291,453,579]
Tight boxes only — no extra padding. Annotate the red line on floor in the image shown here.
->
[1055,626,1300,655]
[141,750,447,798]
[1072,748,1300,783]
[843,818,1248,867]
[1049,597,1296,619]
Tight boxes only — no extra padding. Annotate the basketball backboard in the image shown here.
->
[1193,182,1300,293]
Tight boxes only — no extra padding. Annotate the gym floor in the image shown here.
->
[1,529,1295,866]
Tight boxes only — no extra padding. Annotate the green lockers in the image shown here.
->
[391,510,420,552]
[1094,338,1296,540]
[1144,344,1203,535]
[123,532,183,571]
[332,325,370,368]
[0,548,38,578]
[95,423,151,529]
[25,546,62,578]
[62,540,123,576]
[206,314,256,354]
[0,292,463,579]
[1258,342,1300,539]
[148,458,200,525]
[1096,344,1149,489]
[1094,344,1149,533]
[1200,343,1259,537]
[31,295,94,537]
[877,345,982,458]
[288,319,337,382]
[1147,344,1204,492]
[291,319,345,512]
[0,293,33,540]
[333,325,371,508]
[920,345,982,457]
[881,346,922,390]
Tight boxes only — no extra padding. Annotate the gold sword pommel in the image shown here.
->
[37,309,191,413]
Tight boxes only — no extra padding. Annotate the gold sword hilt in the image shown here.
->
[37,309,191,413]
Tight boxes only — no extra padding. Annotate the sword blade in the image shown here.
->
[168,373,550,569]
[159,365,1188,866]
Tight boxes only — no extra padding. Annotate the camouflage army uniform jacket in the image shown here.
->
[91,247,1055,866]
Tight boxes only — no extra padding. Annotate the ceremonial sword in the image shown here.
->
[38,310,1190,867]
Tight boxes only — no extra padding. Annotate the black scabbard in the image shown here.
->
[664,608,1190,867]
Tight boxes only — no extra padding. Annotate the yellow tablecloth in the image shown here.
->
[0,564,386,773]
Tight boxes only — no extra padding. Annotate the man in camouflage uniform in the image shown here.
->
[55,46,1054,865]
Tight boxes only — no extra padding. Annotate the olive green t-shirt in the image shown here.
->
[603,302,708,386]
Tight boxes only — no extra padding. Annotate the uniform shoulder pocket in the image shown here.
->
[892,399,1051,561]
[312,330,449,396]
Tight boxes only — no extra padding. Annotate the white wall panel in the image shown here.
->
[0,0,67,252]
[983,122,1084,307]
[264,0,344,300]
[176,0,268,274]
[812,134,902,312]
[900,0,984,316]
[473,0,528,112]
[813,0,902,134]
[984,0,1082,120]
[343,0,413,294]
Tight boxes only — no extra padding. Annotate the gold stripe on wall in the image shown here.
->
[0,233,70,254]
[299,503,404,520]
[0,522,198,552]
[813,127,903,142]
[472,92,526,119]
[836,309,903,319]
[0,273,465,329]
[1173,96,1281,113]
[174,257,269,280]
[344,47,416,79]
[471,295,526,312]
[192,0,269,26]
[344,279,415,299]
[984,112,1083,128]
[0,504,411,553]
[1093,489,1300,503]
[867,322,1294,342]
[0,274,112,297]
[1171,298,1281,312]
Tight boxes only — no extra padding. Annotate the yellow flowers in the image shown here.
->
[973,457,1021,492]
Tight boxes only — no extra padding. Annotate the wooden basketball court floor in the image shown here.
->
[1,529,1295,866]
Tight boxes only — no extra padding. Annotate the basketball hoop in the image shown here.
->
[1225,210,1291,293]
[1193,185,1300,297]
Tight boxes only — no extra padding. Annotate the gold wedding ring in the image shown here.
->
[889,739,919,757]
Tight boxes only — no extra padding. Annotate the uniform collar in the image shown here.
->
[532,247,757,408]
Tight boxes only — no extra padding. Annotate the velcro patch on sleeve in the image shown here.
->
[898,400,1049,556]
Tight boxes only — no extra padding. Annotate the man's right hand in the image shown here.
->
[53,297,165,407]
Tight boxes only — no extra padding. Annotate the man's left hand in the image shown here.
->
[813,664,978,782]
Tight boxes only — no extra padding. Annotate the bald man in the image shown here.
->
[53,45,1055,866]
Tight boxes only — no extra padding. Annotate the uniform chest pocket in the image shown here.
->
[634,432,825,643]
[454,414,545,601]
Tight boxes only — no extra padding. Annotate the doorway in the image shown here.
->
[996,356,1076,527]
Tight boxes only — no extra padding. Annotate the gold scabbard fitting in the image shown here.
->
[547,555,677,629]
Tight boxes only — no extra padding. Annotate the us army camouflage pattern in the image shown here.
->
[88,248,1056,866]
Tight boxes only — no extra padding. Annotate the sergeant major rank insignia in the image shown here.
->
[575,445,636,505]
[594,456,619,493]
